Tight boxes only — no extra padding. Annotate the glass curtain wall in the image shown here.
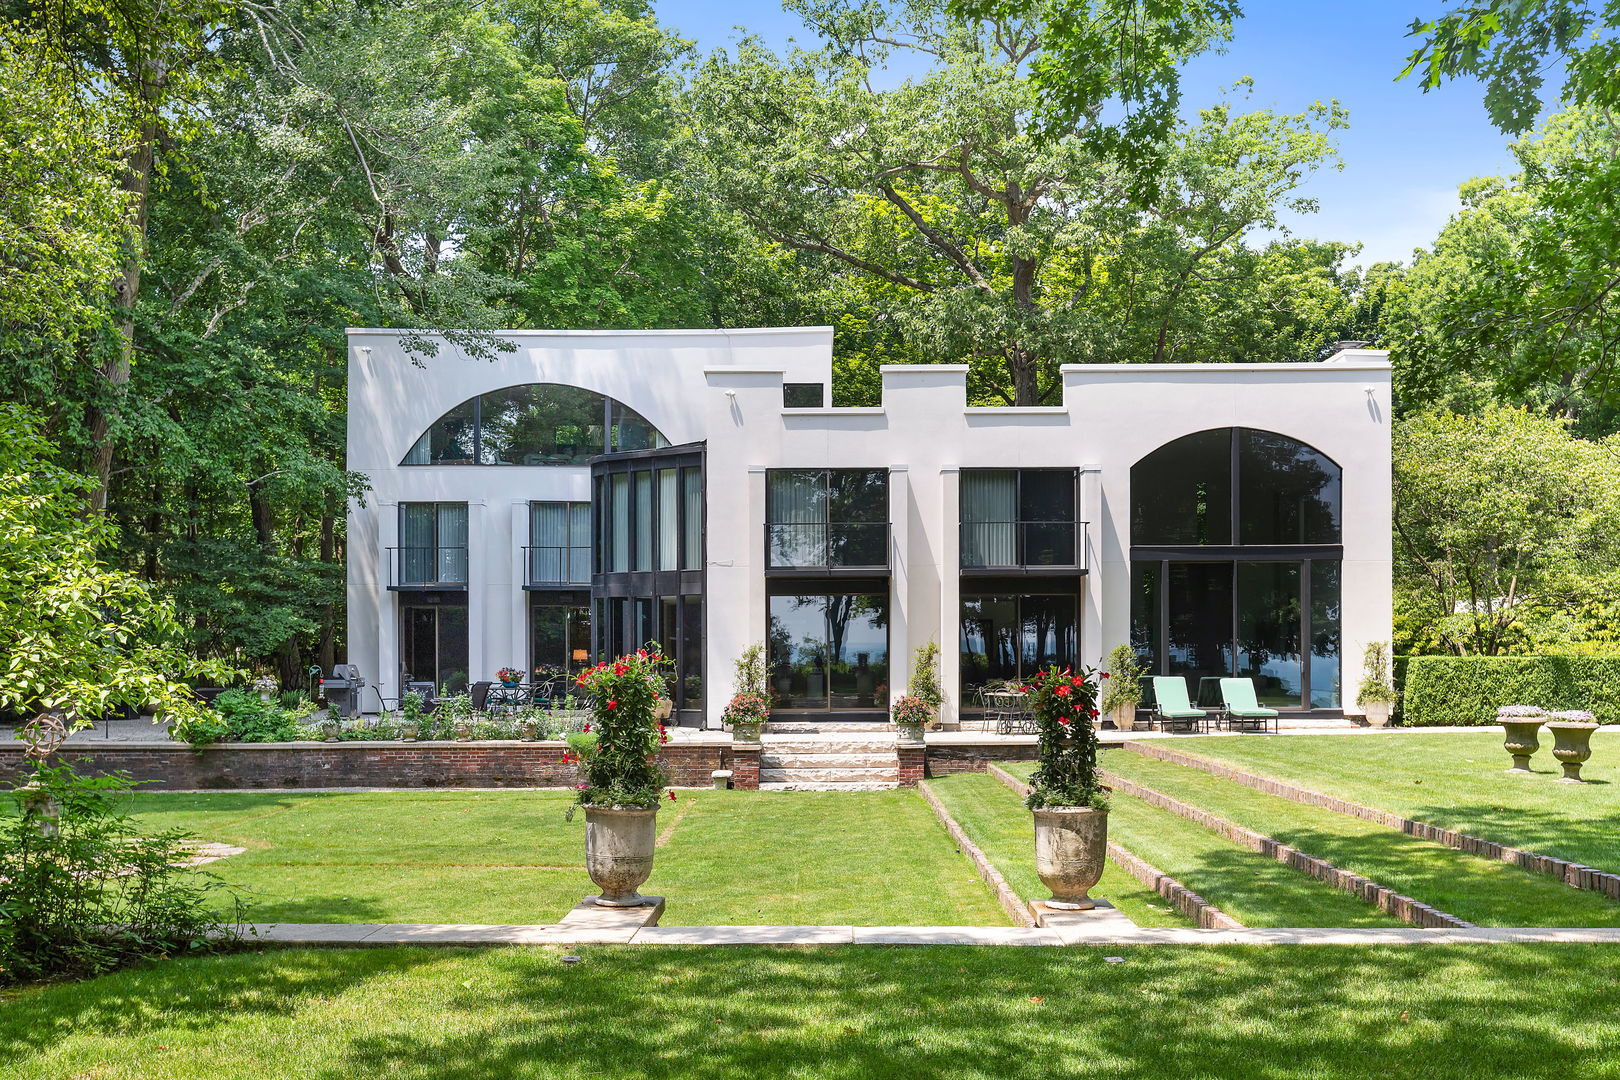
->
[402,385,668,466]
[768,592,889,711]
[766,469,888,568]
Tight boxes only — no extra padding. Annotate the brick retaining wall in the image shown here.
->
[923,741,1039,776]
[1,742,730,790]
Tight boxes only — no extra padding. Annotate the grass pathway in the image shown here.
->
[1098,754,1620,927]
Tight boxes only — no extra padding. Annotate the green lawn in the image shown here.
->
[976,770,1405,928]
[117,788,1009,927]
[7,944,1620,1079]
[1094,754,1620,927]
[1135,731,1620,873]
[922,774,1191,927]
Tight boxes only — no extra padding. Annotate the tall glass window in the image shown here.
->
[682,468,702,570]
[767,469,888,569]
[959,593,1078,696]
[398,503,467,586]
[961,469,1077,568]
[658,469,678,571]
[528,502,590,585]
[402,384,667,466]
[768,592,889,711]
[610,474,630,573]
[634,471,653,572]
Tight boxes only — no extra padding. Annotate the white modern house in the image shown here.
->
[346,326,1393,728]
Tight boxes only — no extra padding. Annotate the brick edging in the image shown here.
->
[916,781,1034,927]
[1099,767,1474,930]
[984,765,1245,931]
[1122,740,1620,901]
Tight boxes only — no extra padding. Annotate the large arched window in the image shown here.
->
[1129,428,1342,710]
[402,384,668,466]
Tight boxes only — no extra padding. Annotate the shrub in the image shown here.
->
[174,688,305,746]
[0,762,242,985]
[571,649,672,809]
[1402,655,1620,726]
[1099,644,1145,712]
[906,640,942,713]
[1023,665,1107,811]
[1358,642,1398,705]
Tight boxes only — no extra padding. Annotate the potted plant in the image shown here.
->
[571,647,673,907]
[1546,709,1600,783]
[721,643,770,742]
[398,690,425,741]
[907,640,944,728]
[1498,705,1547,773]
[251,674,279,704]
[1100,644,1145,731]
[1357,642,1397,727]
[496,667,524,689]
[1024,664,1108,911]
[890,694,930,743]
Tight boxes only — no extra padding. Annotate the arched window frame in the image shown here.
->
[401,384,668,466]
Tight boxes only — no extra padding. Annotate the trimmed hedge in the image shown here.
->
[1402,655,1620,727]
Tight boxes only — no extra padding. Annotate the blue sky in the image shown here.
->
[653,0,1525,267]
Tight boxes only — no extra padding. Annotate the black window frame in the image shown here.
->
[401,384,669,466]
[959,468,1086,573]
[764,468,891,573]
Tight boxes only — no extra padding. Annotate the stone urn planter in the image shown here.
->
[1499,707,1547,773]
[1547,712,1599,783]
[893,720,925,745]
[730,720,763,744]
[1110,703,1136,732]
[16,780,61,838]
[398,719,420,742]
[583,805,659,906]
[454,720,473,742]
[252,675,279,704]
[1033,806,1109,910]
[320,718,341,743]
[653,697,675,721]
[1363,701,1391,728]
[519,719,538,741]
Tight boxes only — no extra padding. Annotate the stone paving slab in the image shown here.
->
[634,925,856,945]
[1030,899,1139,933]
[851,926,1064,946]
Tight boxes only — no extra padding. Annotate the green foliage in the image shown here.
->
[0,762,242,985]
[1393,406,1620,655]
[572,649,672,809]
[0,405,234,734]
[731,642,767,697]
[1402,655,1620,726]
[1358,642,1397,705]
[906,640,943,712]
[1100,644,1146,710]
[1023,664,1106,809]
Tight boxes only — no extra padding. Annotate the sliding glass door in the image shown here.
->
[768,591,889,711]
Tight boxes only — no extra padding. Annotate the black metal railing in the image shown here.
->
[523,544,591,586]
[765,522,889,570]
[960,520,1089,570]
[389,546,468,587]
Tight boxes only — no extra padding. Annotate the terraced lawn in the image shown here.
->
[1135,731,1620,873]
[117,788,1010,927]
[1093,754,1620,927]
[8,944,1620,1079]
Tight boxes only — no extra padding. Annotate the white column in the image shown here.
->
[511,498,529,676]
[939,466,961,727]
[375,501,399,711]
[1079,464,1104,671]
[888,465,910,708]
[467,500,487,685]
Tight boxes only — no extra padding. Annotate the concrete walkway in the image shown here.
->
[243,922,1620,947]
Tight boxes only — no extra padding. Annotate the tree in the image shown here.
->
[687,0,1346,404]
[1401,0,1620,135]
[0,406,231,735]
[1392,406,1620,655]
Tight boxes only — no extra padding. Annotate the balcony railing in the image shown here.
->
[389,546,468,588]
[524,544,591,586]
[766,522,889,570]
[960,520,1089,570]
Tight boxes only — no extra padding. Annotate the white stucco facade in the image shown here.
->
[346,326,1392,726]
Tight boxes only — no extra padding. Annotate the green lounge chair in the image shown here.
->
[1148,676,1207,733]
[1218,678,1279,733]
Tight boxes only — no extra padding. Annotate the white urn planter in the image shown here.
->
[1362,701,1391,728]
[1110,704,1136,732]
[584,806,660,906]
[1033,806,1109,910]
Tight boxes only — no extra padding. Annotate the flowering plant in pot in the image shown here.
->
[569,647,673,906]
[1023,664,1108,912]
[496,667,524,687]
[721,643,770,742]
[890,694,931,742]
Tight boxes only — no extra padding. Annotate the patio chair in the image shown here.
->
[1148,676,1208,733]
[1218,678,1279,733]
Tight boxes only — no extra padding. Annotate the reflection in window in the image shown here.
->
[959,593,1077,696]
[768,592,889,710]
[1310,562,1341,708]
[767,469,888,568]
[784,382,825,408]
[1236,562,1302,707]
[1131,429,1233,545]
[1239,430,1341,544]
[402,384,668,466]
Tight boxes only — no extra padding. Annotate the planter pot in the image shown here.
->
[583,805,659,906]
[893,721,925,745]
[398,721,420,742]
[1110,703,1136,732]
[731,720,763,744]
[1547,721,1599,783]
[654,697,674,721]
[320,720,341,743]
[454,720,472,742]
[499,680,520,689]
[1033,806,1109,910]
[17,781,60,838]
[1501,719,1545,773]
[1363,701,1392,728]
[519,720,538,742]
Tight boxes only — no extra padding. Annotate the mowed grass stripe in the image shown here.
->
[1099,753,1620,928]
[924,773,1190,928]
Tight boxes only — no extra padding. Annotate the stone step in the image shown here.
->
[759,752,899,769]
[759,766,899,784]
[764,721,894,733]
[759,740,899,754]
[759,781,900,792]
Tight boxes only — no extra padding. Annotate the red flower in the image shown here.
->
[584,723,592,732]
[1089,708,1099,718]
[1055,685,1070,698]
[614,663,628,675]
[607,700,618,710]
[1100,671,1110,679]
[1072,677,1084,688]
[668,791,677,801]
[1058,716,1070,725]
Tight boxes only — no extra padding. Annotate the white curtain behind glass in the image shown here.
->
[961,471,1017,566]
[437,503,468,583]
[658,470,678,571]
[767,471,825,566]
